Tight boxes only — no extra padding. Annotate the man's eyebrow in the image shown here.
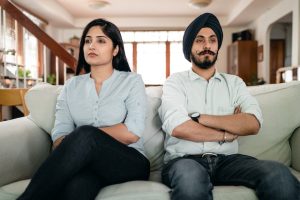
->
[195,35,217,38]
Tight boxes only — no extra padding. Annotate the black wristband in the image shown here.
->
[190,112,200,123]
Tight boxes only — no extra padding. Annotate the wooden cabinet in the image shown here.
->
[50,43,79,84]
[227,40,258,85]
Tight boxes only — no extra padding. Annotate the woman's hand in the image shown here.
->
[52,136,65,150]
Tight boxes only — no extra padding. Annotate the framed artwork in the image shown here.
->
[258,45,263,62]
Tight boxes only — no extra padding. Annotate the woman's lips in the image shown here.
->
[88,53,98,57]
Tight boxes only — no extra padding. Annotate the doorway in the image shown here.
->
[269,13,292,83]
[270,39,285,83]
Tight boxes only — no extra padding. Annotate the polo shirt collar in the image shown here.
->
[188,68,222,82]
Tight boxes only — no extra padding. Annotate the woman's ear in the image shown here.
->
[113,45,119,56]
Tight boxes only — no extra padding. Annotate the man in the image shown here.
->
[158,13,299,200]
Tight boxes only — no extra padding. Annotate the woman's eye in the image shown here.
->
[85,39,91,44]
[98,39,106,43]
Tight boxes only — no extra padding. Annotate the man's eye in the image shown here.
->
[196,39,204,43]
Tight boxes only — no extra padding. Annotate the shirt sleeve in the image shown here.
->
[234,77,263,126]
[51,81,75,142]
[158,75,191,135]
[124,75,147,138]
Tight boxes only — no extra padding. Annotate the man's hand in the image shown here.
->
[234,106,241,114]
[224,131,238,142]
[223,106,241,142]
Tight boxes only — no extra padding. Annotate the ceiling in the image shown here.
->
[12,0,285,29]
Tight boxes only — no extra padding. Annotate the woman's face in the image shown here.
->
[83,26,118,68]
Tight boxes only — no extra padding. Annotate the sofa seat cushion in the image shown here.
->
[0,179,260,200]
[1,168,300,200]
[95,181,170,200]
[0,179,29,200]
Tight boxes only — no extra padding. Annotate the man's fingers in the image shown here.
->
[234,106,241,114]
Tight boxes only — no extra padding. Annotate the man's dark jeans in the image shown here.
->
[162,154,300,200]
[17,125,150,200]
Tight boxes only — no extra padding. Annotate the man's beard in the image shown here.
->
[191,50,218,69]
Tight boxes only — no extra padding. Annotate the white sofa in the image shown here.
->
[0,81,300,200]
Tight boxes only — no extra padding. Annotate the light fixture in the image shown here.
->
[88,0,110,9]
[189,0,212,8]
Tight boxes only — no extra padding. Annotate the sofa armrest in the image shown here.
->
[0,117,51,187]
[290,127,300,172]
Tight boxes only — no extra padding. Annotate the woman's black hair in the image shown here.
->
[75,18,131,75]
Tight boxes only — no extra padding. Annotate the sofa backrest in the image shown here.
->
[25,81,300,172]
[239,81,300,165]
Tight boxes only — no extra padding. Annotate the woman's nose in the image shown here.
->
[89,41,95,49]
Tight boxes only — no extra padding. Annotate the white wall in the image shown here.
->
[250,0,299,83]
[216,27,243,73]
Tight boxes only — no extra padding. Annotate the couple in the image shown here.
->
[17,13,299,200]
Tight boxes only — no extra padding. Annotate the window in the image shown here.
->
[121,31,190,85]
[137,42,166,84]
[124,43,133,71]
[170,42,190,74]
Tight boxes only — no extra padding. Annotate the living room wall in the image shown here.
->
[250,0,300,83]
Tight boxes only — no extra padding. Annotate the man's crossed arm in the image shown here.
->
[172,107,260,143]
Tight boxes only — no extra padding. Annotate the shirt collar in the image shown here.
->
[188,68,222,82]
[87,69,118,84]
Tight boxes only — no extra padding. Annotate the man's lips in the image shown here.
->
[197,50,216,56]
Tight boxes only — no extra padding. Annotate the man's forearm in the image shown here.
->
[198,113,260,136]
[172,120,225,142]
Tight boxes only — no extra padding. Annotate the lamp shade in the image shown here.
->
[88,0,109,9]
[189,0,212,8]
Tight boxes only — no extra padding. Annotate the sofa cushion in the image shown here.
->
[144,87,165,174]
[239,81,300,165]
[25,83,62,134]
[95,181,170,200]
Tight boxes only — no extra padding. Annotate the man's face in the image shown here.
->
[190,27,219,69]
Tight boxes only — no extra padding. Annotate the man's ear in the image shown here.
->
[113,45,119,56]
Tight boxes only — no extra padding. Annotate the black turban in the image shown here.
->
[183,13,223,62]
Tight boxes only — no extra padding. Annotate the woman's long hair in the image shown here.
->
[75,18,131,75]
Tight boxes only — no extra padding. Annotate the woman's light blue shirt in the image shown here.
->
[51,69,147,154]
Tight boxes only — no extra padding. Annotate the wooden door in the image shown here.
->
[270,39,285,83]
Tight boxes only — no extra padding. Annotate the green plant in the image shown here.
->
[18,68,31,78]
[47,74,56,85]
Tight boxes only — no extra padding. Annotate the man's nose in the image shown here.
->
[203,40,211,50]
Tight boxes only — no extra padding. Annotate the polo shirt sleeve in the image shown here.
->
[159,75,191,135]
[51,80,75,142]
[234,77,263,126]
[124,75,147,138]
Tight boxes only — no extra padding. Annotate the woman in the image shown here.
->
[17,18,150,200]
